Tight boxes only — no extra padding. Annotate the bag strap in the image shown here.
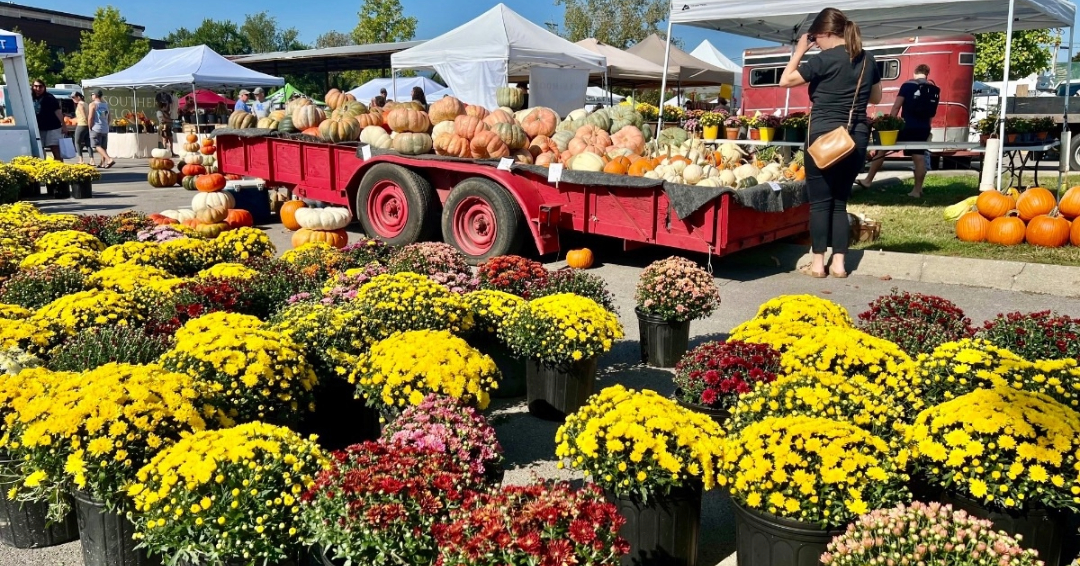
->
[846,56,868,131]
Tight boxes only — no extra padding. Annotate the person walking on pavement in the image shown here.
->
[858,64,940,197]
[31,80,65,161]
[87,90,116,168]
[72,91,91,164]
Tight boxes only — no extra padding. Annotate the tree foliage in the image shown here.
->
[315,31,354,49]
[241,12,305,53]
[62,7,150,82]
[974,30,1057,81]
[548,0,670,50]
[165,19,252,55]
[12,29,60,85]
[352,0,417,45]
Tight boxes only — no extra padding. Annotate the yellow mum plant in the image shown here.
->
[721,416,909,527]
[99,241,163,267]
[463,289,525,335]
[87,263,174,293]
[196,262,260,281]
[499,293,623,366]
[211,226,276,263]
[728,369,905,441]
[901,387,1080,511]
[1019,358,1080,409]
[19,246,101,274]
[156,238,221,276]
[3,363,212,520]
[129,422,327,565]
[910,338,1027,412]
[353,273,475,342]
[0,317,54,353]
[160,314,317,425]
[269,301,370,380]
[556,385,723,501]
[29,288,140,339]
[730,294,853,352]
[33,230,105,253]
[0,303,32,319]
[348,329,498,412]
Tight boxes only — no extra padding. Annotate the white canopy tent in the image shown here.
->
[0,28,41,160]
[391,3,606,110]
[347,77,446,104]
[664,0,1077,190]
[690,40,742,102]
[574,38,673,87]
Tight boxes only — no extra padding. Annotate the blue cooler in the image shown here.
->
[224,182,272,225]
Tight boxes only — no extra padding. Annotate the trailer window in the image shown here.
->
[749,67,781,87]
[876,59,900,81]
[959,53,975,66]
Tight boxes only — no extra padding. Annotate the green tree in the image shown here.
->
[548,0,671,50]
[164,19,251,55]
[242,12,304,53]
[352,0,417,45]
[315,31,354,49]
[62,7,151,82]
[11,29,60,85]
[975,30,1057,81]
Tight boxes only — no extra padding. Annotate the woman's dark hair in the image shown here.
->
[373,95,387,107]
[411,86,427,106]
[809,7,863,61]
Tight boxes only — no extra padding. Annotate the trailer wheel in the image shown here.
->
[1069,133,1080,172]
[355,163,437,246]
[441,177,524,264]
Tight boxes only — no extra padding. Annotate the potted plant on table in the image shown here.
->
[499,293,623,420]
[699,111,724,141]
[672,340,780,424]
[872,113,906,146]
[1031,116,1056,141]
[745,114,763,140]
[722,415,909,566]
[973,114,998,146]
[780,112,809,142]
[1004,116,1029,144]
[556,385,723,566]
[757,115,782,143]
[723,115,743,140]
[901,387,1080,566]
[634,256,722,368]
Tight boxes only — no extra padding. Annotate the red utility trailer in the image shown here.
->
[214,133,809,263]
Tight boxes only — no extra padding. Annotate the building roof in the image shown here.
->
[229,41,426,75]
[0,2,148,35]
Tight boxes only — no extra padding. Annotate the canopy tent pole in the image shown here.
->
[995,0,1016,191]
[392,70,397,103]
[192,83,201,139]
[657,17,675,134]
[1061,25,1076,193]
[783,43,794,114]
[605,70,613,106]
[132,89,139,133]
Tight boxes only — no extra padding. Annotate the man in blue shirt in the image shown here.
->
[235,90,252,114]
[858,64,938,197]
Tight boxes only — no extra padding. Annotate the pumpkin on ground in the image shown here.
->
[392,132,434,156]
[1016,187,1057,221]
[191,191,235,212]
[292,228,348,249]
[194,222,230,238]
[280,200,306,231]
[520,107,559,138]
[470,130,510,159]
[566,248,594,269]
[496,87,525,110]
[490,123,528,150]
[428,96,466,124]
[228,111,257,129]
[1025,210,1071,248]
[293,105,326,131]
[1060,186,1080,220]
[975,190,1014,220]
[148,213,178,225]
[955,210,990,242]
[318,116,361,143]
[385,108,431,133]
[195,173,227,193]
[147,169,177,188]
[195,206,229,224]
[986,212,1027,246]
[224,209,254,229]
[294,207,351,230]
[1072,218,1080,246]
[149,158,174,170]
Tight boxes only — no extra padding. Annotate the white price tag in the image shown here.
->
[360,145,372,160]
[768,181,782,192]
[497,157,514,171]
[547,163,564,183]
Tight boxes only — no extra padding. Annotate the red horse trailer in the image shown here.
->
[214,134,810,263]
[742,35,976,143]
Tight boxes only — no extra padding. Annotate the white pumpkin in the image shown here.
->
[682,164,704,185]
[566,109,588,122]
[568,152,605,172]
[360,126,392,149]
[183,154,203,165]
[696,178,723,188]
[160,208,196,222]
[432,120,456,139]
[643,170,662,180]
[201,155,215,166]
[159,209,181,220]
[718,170,737,187]
[294,206,351,230]
[733,163,761,181]
[150,148,171,159]
[192,191,236,212]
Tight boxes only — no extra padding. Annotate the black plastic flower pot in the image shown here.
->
[73,490,162,566]
[468,335,526,398]
[636,309,691,369]
[19,182,43,200]
[526,357,598,421]
[732,500,844,566]
[297,378,381,452]
[0,456,79,549]
[50,182,70,199]
[71,180,93,199]
[941,491,1073,566]
[607,482,703,566]
[671,390,730,427]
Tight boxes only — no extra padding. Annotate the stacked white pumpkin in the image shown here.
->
[158,181,238,233]
[291,206,352,249]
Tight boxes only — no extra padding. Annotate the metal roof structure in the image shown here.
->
[228,41,426,75]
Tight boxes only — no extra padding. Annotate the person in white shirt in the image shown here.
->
[250,87,270,119]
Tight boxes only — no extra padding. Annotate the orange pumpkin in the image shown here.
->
[201,138,214,147]
[603,156,632,175]
[470,130,510,159]
[199,145,216,155]
[280,200,306,231]
[225,208,254,229]
[520,108,558,138]
[986,212,1027,246]
[301,127,321,137]
[428,96,466,124]
[534,152,558,167]
[628,159,653,177]
[1072,217,1080,246]
[610,125,646,155]
[1016,187,1057,221]
[182,164,207,177]
[195,173,227,192]
[355,113,383,129]
[482,109,514,127]
[1058,186,1080,220]
[385,108,431,133]
[453,115,488,139]
[1025,209,1071,247]
[464,105,489,120]
[291,228,348,249]
[148,213,178,226]
[566,248,594,269]
[182,218,203,229]
[976,190,1014,220]
[955,210,990,242]
[186,133,198,143]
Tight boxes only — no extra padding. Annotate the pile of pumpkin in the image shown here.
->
[146,133,218,188]
[148,173,255,238]
[278,200,353,249]
[953,186,1080,247]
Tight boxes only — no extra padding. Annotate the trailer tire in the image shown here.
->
[355,163,438,246]
[1070,133,1080,172]
[441,177,524,265]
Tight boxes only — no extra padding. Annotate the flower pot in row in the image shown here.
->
[0,455,79,550]
[635,257,722,369]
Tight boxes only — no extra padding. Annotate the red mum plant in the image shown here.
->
[434,482,629,566]
[860,317,963,356]
[299,442,485,566]
[477,255,549,298]
[976,310,1080,361]
[144,278,250,336]
[673,340,780,410]
[858,288,973,339]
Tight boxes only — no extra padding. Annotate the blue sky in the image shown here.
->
[22,0,1080,64]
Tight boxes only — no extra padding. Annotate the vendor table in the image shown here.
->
[106,132,159,159]
[971,141,1059,188]
[703,139,804,148]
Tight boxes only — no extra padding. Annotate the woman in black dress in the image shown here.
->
[780,8,882,278]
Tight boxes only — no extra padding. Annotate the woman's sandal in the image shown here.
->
[830,268,849,279]
[854,179,872,190]
[801,266,828,279]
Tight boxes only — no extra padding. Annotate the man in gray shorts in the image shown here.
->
[88,90,115,168]
[31,80,65,160]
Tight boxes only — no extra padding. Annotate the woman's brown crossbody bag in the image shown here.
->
[807,57,867,169]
